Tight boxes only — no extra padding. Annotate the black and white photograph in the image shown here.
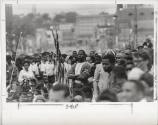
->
[1,1,158,125]
[5,4,155,103]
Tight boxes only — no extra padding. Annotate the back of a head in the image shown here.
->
[51,84,70,98]
[128,67,144,80]
[81,86,93,100]
[71,95,84,102]
[97,89,118,102]
[132,52,139,58]
[34,95,46,102]
[113,65,127,79]
[128,80,145,94]
[137,46,143,50]
[140,73,153,87]
[61,54,67,60]
[73,89,83,97]
[95,54,102,64]
[6,55,12,62]
[139,51,150,61]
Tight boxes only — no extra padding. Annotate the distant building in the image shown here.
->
[116,4,154,48]
[36,28,53,52]
[59,23,75,44]
[32,5,37,15]
[75,14,114,43]
[6,5,13,52]
[6,4,13,31]
[126,4,153,9]
[96,25,115,50]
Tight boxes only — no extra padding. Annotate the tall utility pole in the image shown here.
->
[32,5,37,15]
[115,4,123,48]
[115,5,119,48]
[134,5,138,48]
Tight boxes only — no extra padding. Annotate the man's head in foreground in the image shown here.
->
[97,89,118,102]
[120,80,145,102]
[49,84,71,102]
[102,54,115,73]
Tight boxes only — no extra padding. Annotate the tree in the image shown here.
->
[65,12,78,23]
[35,13,51,29]
[6,12,53,52]
[10,13,35,37]
[53,12,78,24]
[7,13,52,37]
[53,13,65,23]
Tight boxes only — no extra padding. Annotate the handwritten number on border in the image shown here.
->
[65,104,79,109]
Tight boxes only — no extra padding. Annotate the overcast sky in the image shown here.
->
[13,4,116,17]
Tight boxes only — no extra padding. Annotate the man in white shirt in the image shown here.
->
[64,56,72,85]
[39,57,47,76]
[18,60,35,84]
[64,56,72,73]
[45,56,55,84]
[93,54,115,100]
[29,59,39,76]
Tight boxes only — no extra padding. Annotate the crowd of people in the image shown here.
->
[6,39,154,102]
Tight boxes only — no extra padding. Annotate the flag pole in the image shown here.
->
[9,32,22,86]
[50,26,63,83]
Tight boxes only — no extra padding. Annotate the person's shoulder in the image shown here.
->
[70,63,76,69]
[96,64,102,69]
[12,63,17,68]
[131,67,144,73]
[83,62,90,66]
[94,64,102,74]
[81,62,91,69]
[128,67,144,80]
[19,69,24,73]
[139,98,148,102]
[64,62,68,66]
[72,63,76,67]
[11,61,15,65]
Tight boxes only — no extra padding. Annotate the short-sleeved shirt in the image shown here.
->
[18,69,35,83]
[94,64,111,93]
[45,62,55,76]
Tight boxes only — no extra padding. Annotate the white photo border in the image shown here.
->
[0,1,158,124]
